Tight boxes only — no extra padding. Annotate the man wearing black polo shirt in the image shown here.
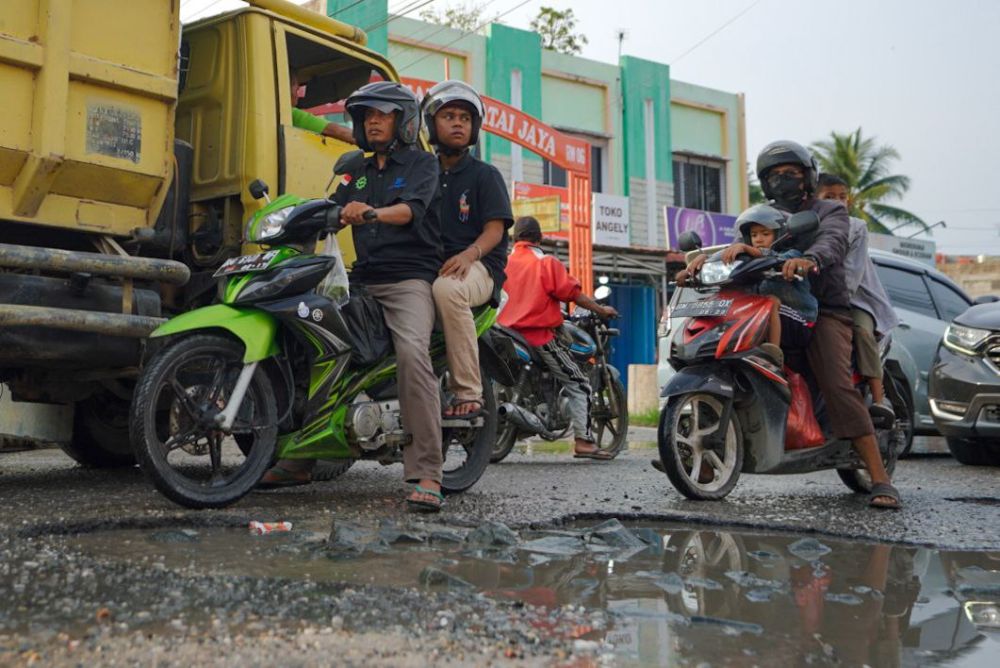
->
[260,82,446,512]
[423,81,513,418]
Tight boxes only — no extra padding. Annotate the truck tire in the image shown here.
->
[61,392,136,468]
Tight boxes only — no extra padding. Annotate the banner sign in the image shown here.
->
[401,77,590,173]
[511,182,568,238]
[868,233,936,266]
[592,193,630,247]
[664,206,738,249]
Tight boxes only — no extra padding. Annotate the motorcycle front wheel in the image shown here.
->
[590,366,628,458]
[130,334,278,509]
[658,393,743,500]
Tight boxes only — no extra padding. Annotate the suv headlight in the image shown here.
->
[246,205,294,243]
[943,323,992,356]
[700,260,739,285]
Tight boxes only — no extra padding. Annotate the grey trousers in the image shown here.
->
[537,339,593,442]
[367,280,442,483]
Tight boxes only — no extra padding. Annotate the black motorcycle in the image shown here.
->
[489,286,628,462]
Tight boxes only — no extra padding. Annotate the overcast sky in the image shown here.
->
[183,0,1000,255]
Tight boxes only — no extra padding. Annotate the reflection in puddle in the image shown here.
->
[69,520,1000,666]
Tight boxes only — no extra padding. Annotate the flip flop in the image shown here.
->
[443,398,484,419]
[406,485,444,513]
[257,464,312,489]
[573,446,614,461]
[869,481,902,510]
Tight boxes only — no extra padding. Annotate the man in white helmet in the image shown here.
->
[423,81,513,419]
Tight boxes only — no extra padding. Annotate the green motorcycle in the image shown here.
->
[130,156,508,509]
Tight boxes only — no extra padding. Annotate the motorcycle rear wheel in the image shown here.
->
[130,334,278,509]
[658,393,743,500]
[441,364,497,493]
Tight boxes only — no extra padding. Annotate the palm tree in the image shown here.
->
[810,128,928,235]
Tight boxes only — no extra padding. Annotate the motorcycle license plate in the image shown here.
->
[671,298,732,318]
[213,250,279,277]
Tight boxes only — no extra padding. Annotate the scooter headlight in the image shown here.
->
[700,260,740,285]
[246,206,294,243]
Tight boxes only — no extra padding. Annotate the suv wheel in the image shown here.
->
[946,437,999,466]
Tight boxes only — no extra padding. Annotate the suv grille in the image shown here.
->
[987,345,1000,374]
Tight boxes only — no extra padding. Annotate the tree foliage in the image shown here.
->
[810,128,927,235]
[747,165,765,205]
[419,2,484,33]
[530,6,588,55]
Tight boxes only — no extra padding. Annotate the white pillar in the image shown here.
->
[643,98,657,247]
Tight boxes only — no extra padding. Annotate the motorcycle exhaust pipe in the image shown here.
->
[498,403,558,440]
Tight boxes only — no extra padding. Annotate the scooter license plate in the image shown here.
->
[213,250,279,277]
[671,298,732,318]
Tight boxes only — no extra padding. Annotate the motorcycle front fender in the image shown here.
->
[660,364,734,400]
[151,304,279,363]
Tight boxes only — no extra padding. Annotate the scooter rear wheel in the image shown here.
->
[658,393,743,500]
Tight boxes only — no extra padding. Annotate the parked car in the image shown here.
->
[657,249,978,455]
[928,301,1000,465]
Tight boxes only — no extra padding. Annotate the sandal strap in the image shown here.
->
[412,484,444,501]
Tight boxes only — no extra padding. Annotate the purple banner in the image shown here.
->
[665,206,738,249]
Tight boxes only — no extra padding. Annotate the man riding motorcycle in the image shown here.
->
[261,81,448,512]
[498,217,619,460]
[733,140,900,509]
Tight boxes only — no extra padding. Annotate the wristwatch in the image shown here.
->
[804,253,821,270]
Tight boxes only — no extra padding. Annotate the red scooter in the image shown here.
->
[656,211,907,500]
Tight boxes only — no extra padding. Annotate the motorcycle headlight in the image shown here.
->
[700,260,739,285]
[943,323,992,356]
[246,206,294,243]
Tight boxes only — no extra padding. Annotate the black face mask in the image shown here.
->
[767,173,807,210]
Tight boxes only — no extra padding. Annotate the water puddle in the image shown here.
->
[66,519,1000,665]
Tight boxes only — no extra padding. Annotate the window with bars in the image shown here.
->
[672,155,724,213]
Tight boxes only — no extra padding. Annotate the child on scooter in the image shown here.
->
[676,204,818,368]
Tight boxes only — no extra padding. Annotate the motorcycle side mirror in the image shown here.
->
[333,149,365,176]
[786,210,820,237]
[248,179,270,203]
[677,231,703,252]
[594,285,612,302]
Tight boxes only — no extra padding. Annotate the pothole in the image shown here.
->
[43,519,1000,665]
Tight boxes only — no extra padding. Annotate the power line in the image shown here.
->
[400,0,533,71]
[670,0,762,65]
[186,0,229,21]
[401,0,503,49]
[365,0,438,33]
[330,0,367,18]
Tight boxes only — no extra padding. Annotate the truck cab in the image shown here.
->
[0,0,398,465]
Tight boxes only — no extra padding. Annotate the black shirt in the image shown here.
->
[438,151,513,305]
[333,146,443,285]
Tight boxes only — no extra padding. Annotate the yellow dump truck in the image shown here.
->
[0,0,397,465]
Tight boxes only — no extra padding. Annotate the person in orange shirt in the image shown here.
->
[499,217,618,459]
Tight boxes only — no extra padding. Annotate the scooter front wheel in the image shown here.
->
[130,334,278,509]
[657,393,743,500]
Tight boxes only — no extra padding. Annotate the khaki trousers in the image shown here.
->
[367,280,442,484]
[431,261,493,403]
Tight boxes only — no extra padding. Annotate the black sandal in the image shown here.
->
[443,398,484,418]
[869,481,902,510]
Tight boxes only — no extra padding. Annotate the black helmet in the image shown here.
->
[421,79,485,146]
[345,81,421,151]
[736,204,786,243]
[756,140,818,199]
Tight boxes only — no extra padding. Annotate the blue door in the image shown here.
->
[605,284,658,390]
